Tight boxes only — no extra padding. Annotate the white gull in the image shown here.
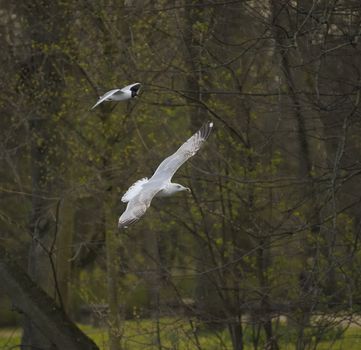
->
[91,82,141,110]
[118,121,214,229]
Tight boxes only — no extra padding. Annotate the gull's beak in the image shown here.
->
[186,187,191,193]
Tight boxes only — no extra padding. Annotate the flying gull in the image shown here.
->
[118,121,214,229]
[91,82,141,110]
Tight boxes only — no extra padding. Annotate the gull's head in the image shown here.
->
[173,183,191,194]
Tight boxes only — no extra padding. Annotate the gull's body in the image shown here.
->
[118,122,213,229]
[91,83,141,110]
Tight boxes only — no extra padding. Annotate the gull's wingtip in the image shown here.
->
[200,121,214,139]
[118,220,126,229]
[90,101,100,110]
[203,121,213,129]
[118,216,138,230]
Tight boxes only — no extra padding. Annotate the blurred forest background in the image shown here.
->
[1,0,361,349]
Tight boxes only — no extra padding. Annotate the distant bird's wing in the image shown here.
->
[121,82,141,93]
[151,121,213,183]
[91,89,123,109]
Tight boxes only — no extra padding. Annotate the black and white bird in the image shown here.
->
[118,121,214,229]
[91,82,141,110]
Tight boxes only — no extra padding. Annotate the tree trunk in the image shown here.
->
[144,228,162,349]
[105,195,122,350]
[56,197,75,312]
[270,2,323,348]
[0,244,99,350]
[15,1,70,347]
[23,106,60,350]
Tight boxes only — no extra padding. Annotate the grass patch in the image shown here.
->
[0,328,21,349]
[1,319,361,349]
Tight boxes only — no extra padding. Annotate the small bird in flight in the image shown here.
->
[118,121,214,229]
[91,82,141,110]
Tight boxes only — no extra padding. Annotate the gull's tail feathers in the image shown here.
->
[121,177,148,203]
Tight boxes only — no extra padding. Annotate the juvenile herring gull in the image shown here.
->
[118,121,214,229]
[91,82,141,110]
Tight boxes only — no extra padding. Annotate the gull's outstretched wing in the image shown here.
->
[121,82,141,93]
[91,89,123,109]
[118,180,162,229]
[151,121,213,182]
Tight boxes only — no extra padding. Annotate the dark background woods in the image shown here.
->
[1,1,361,349]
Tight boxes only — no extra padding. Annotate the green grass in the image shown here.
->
[0,328,21,349]
[1,319,361,349]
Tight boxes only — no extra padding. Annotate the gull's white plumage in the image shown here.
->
[91,82,141,110]
[118,122,213,229]
[121,178,148,203]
